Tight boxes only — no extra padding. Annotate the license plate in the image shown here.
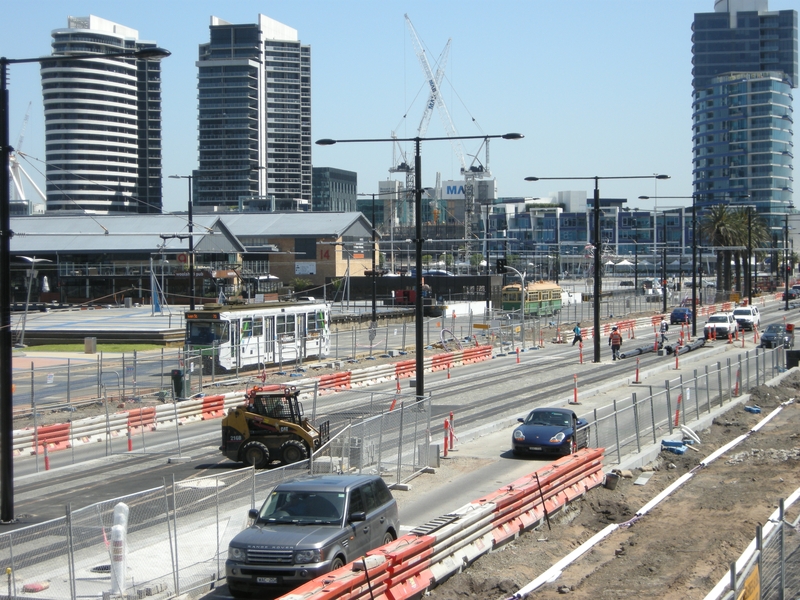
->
[529,447,541,452]
[257,577,277,584]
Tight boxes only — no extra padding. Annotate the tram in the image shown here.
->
[185,299,331,373]
[501,280,563,316]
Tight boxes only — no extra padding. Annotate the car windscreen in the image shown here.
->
[733,310,750,317]
[257,490,345,525]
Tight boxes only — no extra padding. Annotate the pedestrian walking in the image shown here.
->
[608,325,623,361]
[572,323,583,346]
[660,317,669,346]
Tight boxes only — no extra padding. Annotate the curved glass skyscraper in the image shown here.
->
[42,16,163,214]
[691,1,797,220]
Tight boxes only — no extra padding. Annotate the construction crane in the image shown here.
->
[9,102,46,211]
[404,14,494,260]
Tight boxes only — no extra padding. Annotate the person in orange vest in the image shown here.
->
[608,325,623,361]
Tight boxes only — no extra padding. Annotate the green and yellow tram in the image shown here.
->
[501,280,562,316]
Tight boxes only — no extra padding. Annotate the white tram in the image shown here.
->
[185,300,331,373]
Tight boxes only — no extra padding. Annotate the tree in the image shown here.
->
[700,205,738,297]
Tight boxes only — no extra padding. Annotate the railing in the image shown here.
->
[0,394,430,600]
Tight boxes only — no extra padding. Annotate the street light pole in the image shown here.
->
[169,175,195,310]
[505,265,526,350]
[0,46,170,523]
[662,213,667,314]
[318,132,523,399]
[526,174,670,363]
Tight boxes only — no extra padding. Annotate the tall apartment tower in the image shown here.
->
[43,16,164,213]
[691,1,797,223]
[195,15,311,211]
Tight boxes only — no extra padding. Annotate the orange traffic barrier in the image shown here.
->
[200,394,226,420]
[395,360,416,380]
[319,371,352,392]
[431,353,453,372]
[127,406,156,432]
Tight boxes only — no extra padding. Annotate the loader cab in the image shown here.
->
[249,390,304,424]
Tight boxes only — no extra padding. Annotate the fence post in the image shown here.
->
[30,362,34,410]
[612,399,622,464]
[705,365,711,413]
[649,386,657,445]
[66,504,77,600]
[755,349,760,389]
[755,524,763,598]
[717,362,724,407]
[665,380,673,435]
[162,482,178,595]
[726,358,732,401]
[377,412,384,477]
[632,393,641,454]
[67,358,71,405]
[171,474,181,597]
[215,476,221,579]
[745,349,751,392]
[396,403,405,484]
[693,369,700,420]
[779,498,786,596]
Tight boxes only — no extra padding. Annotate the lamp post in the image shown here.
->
[318,133,523,399]
[357,191,398,343]
[16,256,51,348]
[0,46,170,523]
[527,175,670,363]
[785,209,793,311]
[169,175,195,310]
[504,265,526,349]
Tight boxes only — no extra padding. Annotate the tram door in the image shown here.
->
[264,316,275,364]
[277,313,298,363]
[230,319,240,367]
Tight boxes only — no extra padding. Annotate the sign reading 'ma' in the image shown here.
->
[442,180,466,199]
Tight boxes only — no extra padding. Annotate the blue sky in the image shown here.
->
[2,1,795,213]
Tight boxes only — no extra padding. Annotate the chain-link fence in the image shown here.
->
[0,395,431,599]
[716,496,800,600]
[587,345,785,464]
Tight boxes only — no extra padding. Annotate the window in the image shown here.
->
[349,487,365,516]
[277,314,296,339]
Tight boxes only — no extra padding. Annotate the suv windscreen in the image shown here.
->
[257,490,344,525]
[708,316,729,323]
[733,309,750,317]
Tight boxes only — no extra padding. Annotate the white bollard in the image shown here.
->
[110,503,130,595]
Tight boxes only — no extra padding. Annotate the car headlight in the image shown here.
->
[549,432,566,443]
[513,429,525,441]
[295,549,321,564]
[229,546,246,561]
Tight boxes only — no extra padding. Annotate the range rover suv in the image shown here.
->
[226,474,399,596]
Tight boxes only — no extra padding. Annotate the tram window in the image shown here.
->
[187,321,229,345]
[308,311,325,333]
[242,318,253,337]
[277,314,296,339]
[252,317,264,337]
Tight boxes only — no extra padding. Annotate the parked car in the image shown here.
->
[703,312,738,339]
[512,407,590,457]
[732,306,760,331]
[670,307,693,325]
[758,323,795,349]
[787,288,800,301]
[226,474,399,596]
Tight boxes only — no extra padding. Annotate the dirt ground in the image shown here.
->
[416,372,800,599]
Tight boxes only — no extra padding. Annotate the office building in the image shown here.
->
[195,15,311,211]
[313,167,357,212]
[691,1,797,222]
[43,15,164,213]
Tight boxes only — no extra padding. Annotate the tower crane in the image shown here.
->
[404,14,494,261]
[9,102,47,211]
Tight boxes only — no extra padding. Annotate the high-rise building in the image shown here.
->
[195,15,311,211]
[314,167,357,213]
[691,1,797,221]
[43,15,164,213]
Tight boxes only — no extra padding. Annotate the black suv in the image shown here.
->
[226,474,399,596]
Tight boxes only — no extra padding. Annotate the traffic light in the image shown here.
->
[496,258,507,274]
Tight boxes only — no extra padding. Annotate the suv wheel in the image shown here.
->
[330,557,345,571]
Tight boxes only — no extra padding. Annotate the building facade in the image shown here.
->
[691,1,797,228]
[194,15,311,211]
[313,167,357,212]
[43,15,164,213]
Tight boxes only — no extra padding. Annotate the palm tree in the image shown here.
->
[700,205,738,297]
